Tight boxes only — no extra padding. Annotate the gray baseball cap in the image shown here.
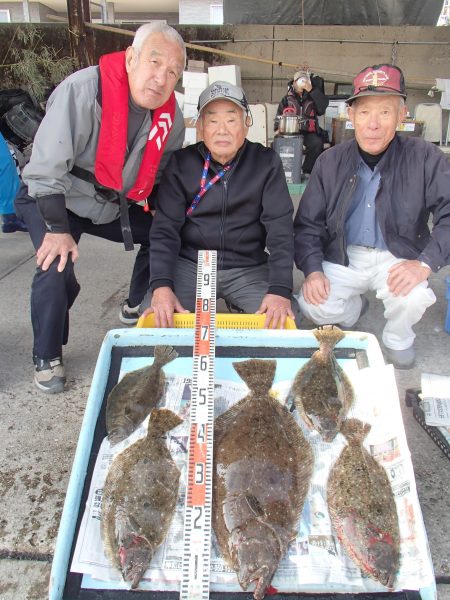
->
[197,81,249,114]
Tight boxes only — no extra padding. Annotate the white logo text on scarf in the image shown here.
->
[148,113,173,150]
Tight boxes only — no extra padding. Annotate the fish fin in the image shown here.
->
[313,324,345,348]
[340,418,371,444]
[153,345,179,367]
[148,408,182,435]
[232,359,276,395]
[214,395,250,439]
[107,414,136,446]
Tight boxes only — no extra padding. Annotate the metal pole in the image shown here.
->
[189,37,450,46]
[22,0,31,22]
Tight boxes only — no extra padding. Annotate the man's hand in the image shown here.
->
[256,294,295,329]
[143,286,190,328]
[387,260,431,297]
[36,233,79,272]
[302,271,330,305]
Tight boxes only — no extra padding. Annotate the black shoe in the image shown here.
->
[34,356,66,394]
[2,213,28,233]
[119,299,140,325]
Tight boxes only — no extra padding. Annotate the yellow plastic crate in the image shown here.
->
[136,313,296,329]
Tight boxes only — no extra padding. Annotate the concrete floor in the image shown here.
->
[0,228,449,600]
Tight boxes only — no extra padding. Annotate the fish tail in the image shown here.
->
[340,418,371,444]
[148,408,182,435]
[153,345,179,367]
[232,359,276,395]
[313,325,345,349]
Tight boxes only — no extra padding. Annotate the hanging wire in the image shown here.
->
[374,0,394,64]
[299,0,310,74]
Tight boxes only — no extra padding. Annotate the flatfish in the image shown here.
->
[213,359,314,600]
[327,418,400,588]
[106,345,178,445]
[287,325,354,441]
[101,408,182,589]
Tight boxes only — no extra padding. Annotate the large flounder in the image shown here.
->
[287,325,354,442]
[213,359,314,600]
[106,345,178,445]
[101,408,182,589]
[327,418,400,588]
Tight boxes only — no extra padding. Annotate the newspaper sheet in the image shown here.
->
[421,372,450,427]
[71,360,435,595]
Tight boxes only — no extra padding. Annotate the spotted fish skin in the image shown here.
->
[106,345,178,445]
[101,408,182,589]
[213,359,314,600]
[327,418,400,588]
[288,325,354,442]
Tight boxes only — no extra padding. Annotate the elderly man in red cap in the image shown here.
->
[294,63,450,369]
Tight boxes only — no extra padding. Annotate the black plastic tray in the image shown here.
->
[404,388,450,460]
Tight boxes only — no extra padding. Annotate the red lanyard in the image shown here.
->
[186,152,233,216]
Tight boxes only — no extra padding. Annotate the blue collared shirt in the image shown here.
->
[345,158,388,249]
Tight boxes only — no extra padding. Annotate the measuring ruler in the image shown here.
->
[180,250,217,600]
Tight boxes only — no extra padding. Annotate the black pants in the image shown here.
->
[15,185,153,360]
[302,132,324,174]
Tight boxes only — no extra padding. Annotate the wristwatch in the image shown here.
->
[419,261,431,270]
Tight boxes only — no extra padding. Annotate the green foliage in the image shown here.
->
[3,26,76,102]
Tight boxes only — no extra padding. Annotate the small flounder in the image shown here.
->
[213,359,314,600]
[288,325,354,441]
[327,418,400,588]
[106,345,178,445]
[101,408,182,589]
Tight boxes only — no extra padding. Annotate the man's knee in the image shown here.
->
[33,258,75,289]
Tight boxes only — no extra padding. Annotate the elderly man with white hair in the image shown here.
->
[294,63,450,369]
[145,81,300,330]
[15,22,186,392]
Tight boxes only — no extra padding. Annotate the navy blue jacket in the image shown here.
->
[294,135,450,275]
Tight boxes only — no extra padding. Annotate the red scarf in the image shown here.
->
[95,51,175,202]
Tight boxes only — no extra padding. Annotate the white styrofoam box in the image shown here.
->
[246,104,267,147]
[208,65,242,87]
[183,87,204,106]
[175,90,184,110]
[182,71,209,89]
[264,102,279,143]
[183,103,198,118]
[183,127,197,147]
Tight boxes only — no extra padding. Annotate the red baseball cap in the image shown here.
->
[346,64,407,105]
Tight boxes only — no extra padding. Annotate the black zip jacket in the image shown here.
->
[150,140,294,298]
[294,135,450,276]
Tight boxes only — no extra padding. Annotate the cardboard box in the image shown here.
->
[208,65,242,87]
[182,71,209,89]
[187,59,210,72]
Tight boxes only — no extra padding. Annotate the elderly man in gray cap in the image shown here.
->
[294,63,450,369]
[145,80,299,329]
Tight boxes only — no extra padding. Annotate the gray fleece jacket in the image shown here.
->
[23,65,185,227]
